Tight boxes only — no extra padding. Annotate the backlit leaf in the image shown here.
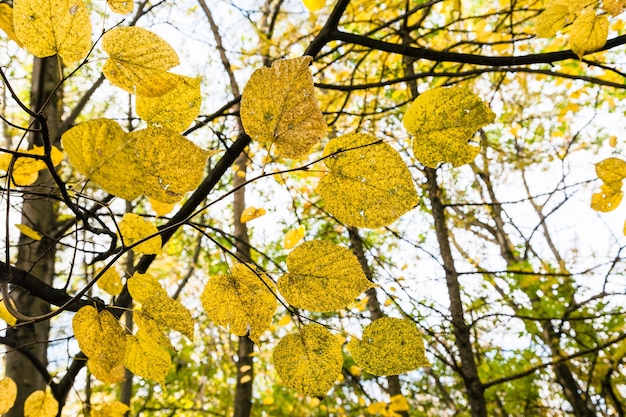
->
[569,8,608,58]
[303,0,325,11]
[88,360,125,384]
[72,306,127,376]
[278,240,374,312]
[534,2,571,38]
[92,401,130,417]
[603,0,626,16]
[107,0,133,14]
[240,56,327,158]
[347,317,429,376]
[273,323,342,397]
[24,389,58,417]
[283,225,305,249]
[13,0,91,63]
[135,312,173,350]
[118,213,162,255]
[130,127,210,203]
[0,301,17,326]
[102,26,181,97]
[0,145,64,186]
[62,119,144,201]
[97,266,123,296]
[0,4,22,46]
[124,333,171,385]
[136,76,201,132]
[403,86,495,167]
[319,133,418,228]
[0,377,17,413]
[201,263,277,344]
[128,272,164,304]
[591,157,626,212]
[390,394,410,412]
[149,198,176,217]
[15,223,42,241]
[240,206,267,223]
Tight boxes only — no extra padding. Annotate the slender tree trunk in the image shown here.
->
[5,56,62,417]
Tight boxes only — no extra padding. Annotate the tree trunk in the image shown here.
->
[5,55,62,417]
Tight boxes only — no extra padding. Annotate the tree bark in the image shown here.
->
[5,55,62,417]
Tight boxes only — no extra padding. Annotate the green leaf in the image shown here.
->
[273,323,342,397]
[319,133,418,228]
[240,56,327,158]
[201,263,277,344]
[403,86,495,167]
[348,317,429,376]
[278,240,374,312]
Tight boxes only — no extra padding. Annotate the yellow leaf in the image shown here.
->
[128,272,164,304]
[201,263,277,344]
[303,0,325,11]
[0,4,23,46]
[240,374,252,384]
[240,56,327,158]
[149,198,176,217]
[15,223,42,241]
[97,266,123,296]
[273,323,342,397]
[0,377,17,414]
[278,240,374,312]
[62,119,144,201]
[0,146,64,186]
[591,157,626,212]
[609,135,618,148]
[24,389,58,417]
[131,127,211,203]
[389,395,410,412]
[135,312,173,350]
[569,8,609,58]
[13,0,91,63]
[124,333,171,384]
[348,317,430,376]
[92,401,130,417]
[603,0,626,16]
[136,75,202,132]
[278,314,292,327]
[283,226,305,249]
[72,306,127,376]
[142,291,194,340]
[366,401,388,414]
[107,0,134,14]
[403,86,495,168]
[240,206,267,223]
[262,397,274,405]
[88,360,125,384]
[0,301,17,326]
[119,213,162,255]
[102,26,181,97]
[534,2,572,38]
[319,133,418,228]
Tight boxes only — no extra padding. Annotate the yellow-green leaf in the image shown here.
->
[0,301,17,326]
[107,0,133,14]
[24,389,58,417]
[319,133,418,228]
[15,223,42,241]
[201,263,277,344]
[0,4,22,46]
[102,26,181,97]
[136,75,202,132]
[124,333,171,385]
[240,206,267,223]
[347,317,429,376]
[569,8,608,58]
[130,127,210,203]
[273,323,342,397]
[0,377,17,414]
[61,119,145,201]
[119,213,162,255]
[97,266,123,296]
[72,306,127,376]
[278,240,374,312]
[240,56,327,158]
[92,401,130,417]
[13,0,91,63]
[403,86,495,168]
